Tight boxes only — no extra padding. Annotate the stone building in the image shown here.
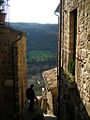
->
[55,0,90,120]
[0,25,27,120]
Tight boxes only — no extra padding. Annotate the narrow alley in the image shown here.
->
[22,102,57,120]
[0,0,90,120]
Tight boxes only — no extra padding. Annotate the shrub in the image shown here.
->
[68,59,75,75]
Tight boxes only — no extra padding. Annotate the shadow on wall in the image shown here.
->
[60,78,90,120]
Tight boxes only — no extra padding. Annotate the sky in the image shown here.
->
[8,0,59,24]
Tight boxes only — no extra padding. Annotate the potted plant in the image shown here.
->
[0,0,7,24]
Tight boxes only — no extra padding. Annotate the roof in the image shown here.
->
[54,3,60,13]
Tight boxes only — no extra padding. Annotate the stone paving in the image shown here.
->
[44,114,57,120]
[23,102,57,120]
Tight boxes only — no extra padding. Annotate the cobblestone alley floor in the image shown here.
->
[23,102,57,120]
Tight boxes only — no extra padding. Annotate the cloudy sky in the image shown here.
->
[8,0,59,24]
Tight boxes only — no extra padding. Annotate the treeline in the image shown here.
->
[28,57,57,78]
[28,56,57,66]
[10,23,58,54]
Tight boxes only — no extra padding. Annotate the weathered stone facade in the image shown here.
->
[0,25,27,120]
[42,68,58,115]
[55,0,90,119]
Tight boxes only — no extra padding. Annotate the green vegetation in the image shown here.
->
[10,23,58,53]
[69,74,75,84]
[63,59,75,84]
[28,50,55,63]
[63,71,75,84]
[68,59,75,75]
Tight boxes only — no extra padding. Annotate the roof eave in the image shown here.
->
[54,3,60,13]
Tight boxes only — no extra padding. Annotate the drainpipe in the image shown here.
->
[54,11,60,120]
[12,31,23,114]
[54,0,62,119]
[62,0,64,68]
[58,0,62,119]
[55,0,62,119]
[54,11,59,82]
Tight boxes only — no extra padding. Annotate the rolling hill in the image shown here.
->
[10,22,58,95]
[10,23,58,53]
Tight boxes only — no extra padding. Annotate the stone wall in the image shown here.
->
[57,0,90,119]
[42,68,58,115]
[15,34,27,113]
[60,72,90,120]
[0,25,27,120]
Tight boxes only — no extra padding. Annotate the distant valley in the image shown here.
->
[10,23,58,95]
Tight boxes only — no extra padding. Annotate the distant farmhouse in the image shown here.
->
[0,24,27,120]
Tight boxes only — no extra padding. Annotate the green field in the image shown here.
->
[28,50,56,63]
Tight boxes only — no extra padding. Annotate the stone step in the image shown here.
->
[44,114,57,120]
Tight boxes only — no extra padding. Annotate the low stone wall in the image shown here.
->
[42,68,57,115]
